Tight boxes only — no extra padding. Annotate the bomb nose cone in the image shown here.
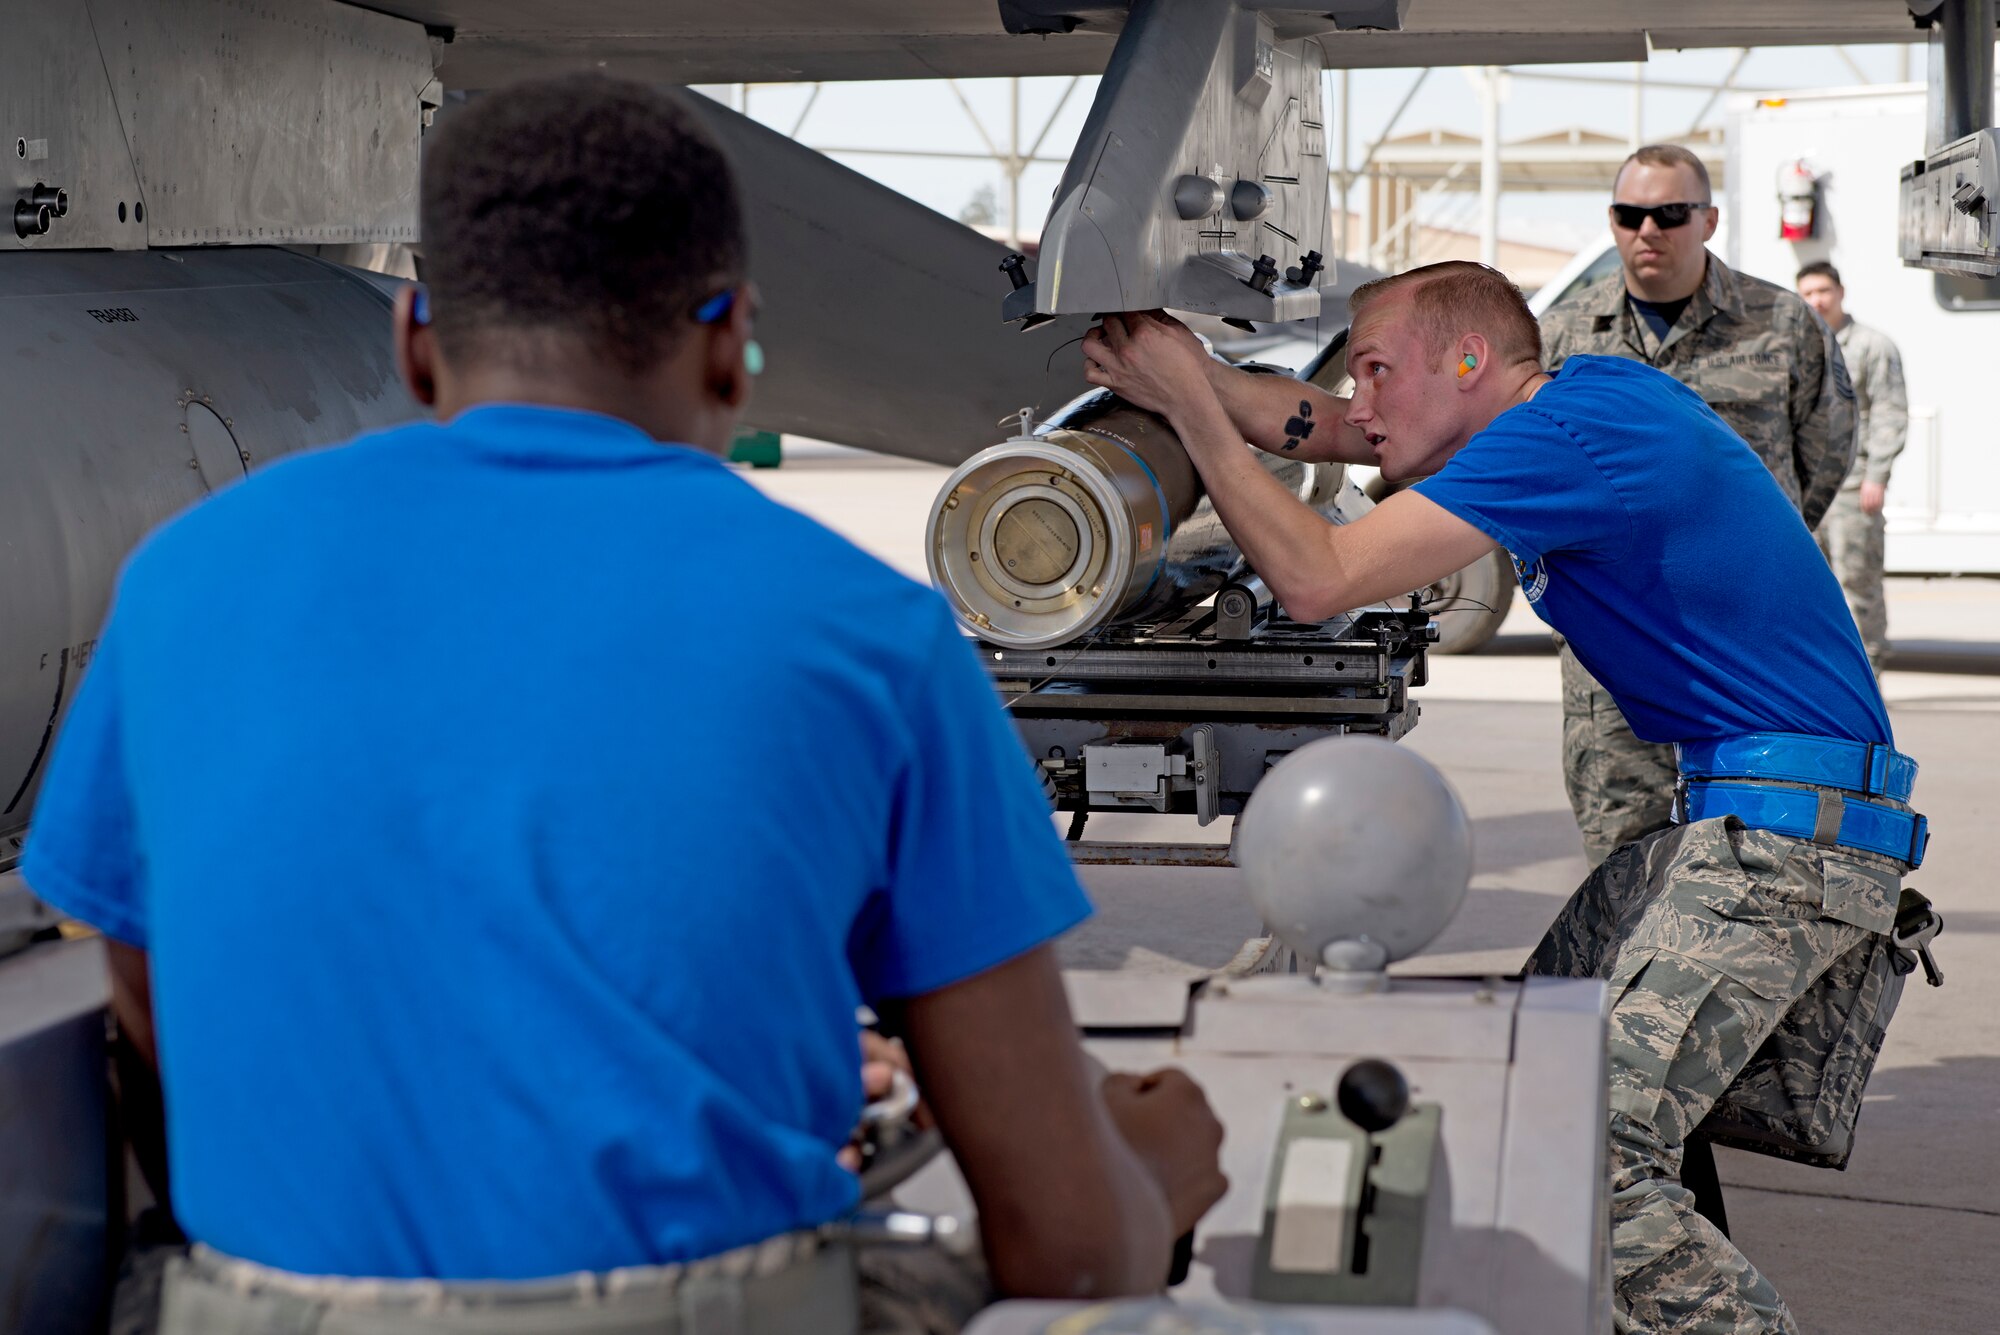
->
[1235,735,1472,970]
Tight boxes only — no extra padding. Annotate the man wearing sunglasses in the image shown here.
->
[20,75,1227,1334]
[1540,144,1858,872]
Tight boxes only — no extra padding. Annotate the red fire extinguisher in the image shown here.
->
[1777,158,1822,240]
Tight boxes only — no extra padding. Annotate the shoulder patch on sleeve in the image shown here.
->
[1833,354,1855,401]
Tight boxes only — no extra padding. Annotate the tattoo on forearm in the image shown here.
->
[1281,399,1316,451]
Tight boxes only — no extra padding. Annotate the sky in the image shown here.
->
[697,42,1925,258]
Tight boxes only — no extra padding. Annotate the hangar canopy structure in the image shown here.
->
[343,2,1933,86]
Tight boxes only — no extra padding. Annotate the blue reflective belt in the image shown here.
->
[1674,733,1928,868]
[1675,732,1917,802]
[1678,781,1929,869]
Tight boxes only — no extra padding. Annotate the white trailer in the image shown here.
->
[1726,84,2000,575]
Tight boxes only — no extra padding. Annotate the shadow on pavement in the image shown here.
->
[1471,808,1588,878]
[1468,632,1557,657]
[1886,639,2000,675]
[1461,633,2000,674]
[1719,1053,2000,1218]
[1925,909,2000,935]
[1418,884,1570,964]
[1060,865,1261,974]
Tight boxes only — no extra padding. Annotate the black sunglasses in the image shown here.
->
[1610,201,1711,231]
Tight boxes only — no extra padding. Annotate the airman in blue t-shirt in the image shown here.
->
[23,77,1228,1334]
[1084,261,1927,1335]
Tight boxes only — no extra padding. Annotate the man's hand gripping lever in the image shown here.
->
[824,1031,977,1256]
[847,1033,945,1197]
[823,1042,1228,1288]
[1891,887,1945,988]
[1098,1063,1229,1286]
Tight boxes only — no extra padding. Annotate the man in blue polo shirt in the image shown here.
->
[1081,261,1925,1335]
[24,76,1226,1333]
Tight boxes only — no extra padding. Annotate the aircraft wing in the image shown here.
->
[341,2,1924,88]
[685,95,1099,465]
[323,0,1928,459]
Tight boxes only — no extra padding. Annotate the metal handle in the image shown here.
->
[820,1208,977,1256]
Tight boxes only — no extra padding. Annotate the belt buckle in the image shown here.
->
[1907,813,1930,870]
[1862,742,1885,797]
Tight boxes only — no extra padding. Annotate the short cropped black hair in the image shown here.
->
[420,75,746,375]
[1796,260,1843,287]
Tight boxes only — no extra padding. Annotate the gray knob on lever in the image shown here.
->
[1235,736,1473,983]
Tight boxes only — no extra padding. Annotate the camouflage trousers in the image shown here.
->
[1526,815,1906,1335]
[1559,642,1678,866]
[1816,487,1889,674]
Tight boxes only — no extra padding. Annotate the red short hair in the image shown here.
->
[1348,261,1542,371]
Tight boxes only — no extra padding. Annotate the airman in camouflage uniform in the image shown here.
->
[1798,261,1909,674]
[1518,147,1884,1335]
[1527,810,1911,1335]
[1542,192,1857,867]
[1088,245,1910,1335]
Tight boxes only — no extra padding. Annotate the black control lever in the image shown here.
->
[1337,1058,1411,1133]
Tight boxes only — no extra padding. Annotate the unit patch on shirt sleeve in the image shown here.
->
[1510,551,1548,603]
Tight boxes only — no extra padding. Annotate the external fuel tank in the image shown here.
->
[0,248,419,849]
[926,386,1354,649]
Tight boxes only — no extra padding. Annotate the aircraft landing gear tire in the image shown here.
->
[1425,548,1515,655]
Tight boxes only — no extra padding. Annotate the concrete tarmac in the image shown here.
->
[749,447,2000,1335]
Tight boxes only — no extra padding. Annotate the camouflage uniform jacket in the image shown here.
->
[1540,251,1858,530]
[1834,316,1908,490]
